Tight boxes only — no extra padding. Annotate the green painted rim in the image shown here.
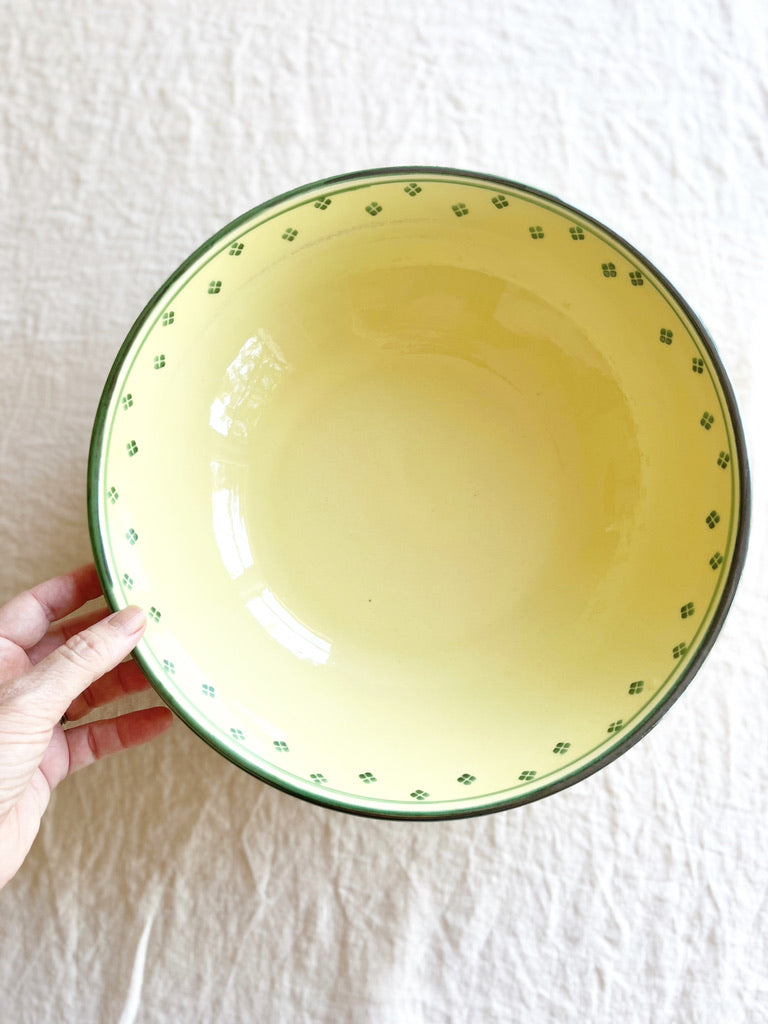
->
[87,166,751,821]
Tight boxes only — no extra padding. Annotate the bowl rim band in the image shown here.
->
[87,165,752,820]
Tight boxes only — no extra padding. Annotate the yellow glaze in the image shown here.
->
[90,171,745,817]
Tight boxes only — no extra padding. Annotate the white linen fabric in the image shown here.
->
[1,2,766,1021]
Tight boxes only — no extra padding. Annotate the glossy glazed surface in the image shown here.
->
[89,170,748,817]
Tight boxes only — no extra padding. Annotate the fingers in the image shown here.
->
[63,706,174,775]
[25,606,111,665]
[18,606,147,724]
[0,564,102,651]
[63,659,153,722]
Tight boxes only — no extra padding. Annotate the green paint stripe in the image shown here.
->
[88,167,750,820]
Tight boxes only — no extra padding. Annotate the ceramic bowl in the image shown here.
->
[88,167,750,819]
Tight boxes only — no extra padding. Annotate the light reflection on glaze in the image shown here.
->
[211,483,254,580]
[208,329,291,440]
[247,589,331,665]
[208,328,331,663]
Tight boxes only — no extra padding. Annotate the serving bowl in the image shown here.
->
[88,167,749,819]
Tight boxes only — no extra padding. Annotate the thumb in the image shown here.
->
[22,606,147,723]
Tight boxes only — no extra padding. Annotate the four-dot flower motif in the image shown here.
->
[282,228,298,242]
[607,719,623,733]
[404,183,422,196]
[628,681,644,695]
[680,602,695,619]
[629,271,644,286]
[231,727,245,741]
[569,226,585,240]
[491,194,508,209]
[452,202,469,217]
[706,510,720,529]
[710,551,723,570]
[410,789,429,801]
[163,659,175,674]
[529,225,545,239]
[457,773,476,785]
[314,196,332,209]
[310,773,327,784]
[717,451,730,469]
[148,606,161,623]
[602,262,617,277]
[273,740,289,752]
[518,770,537,782]
[122,573,134,589]
[126,440,138,457]
[700,411,714,429]
[692,357,704,374]
[121,394,133,410]
[553,741,571,754]
[359,772,377,784]
[107,486,119,504]
[154,354,166,369]
[659,328,673,345]
[208,280,222,294]
[202,683,215,698]
[672,642,687,659]
[161,311,174,326]
[229,242,244,256]
[365,201,382,216]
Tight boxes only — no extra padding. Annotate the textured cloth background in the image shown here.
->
[1,2,767,1022]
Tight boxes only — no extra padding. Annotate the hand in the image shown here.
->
[0,564,173,889]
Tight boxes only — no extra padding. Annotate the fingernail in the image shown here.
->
[107,605,147,634]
